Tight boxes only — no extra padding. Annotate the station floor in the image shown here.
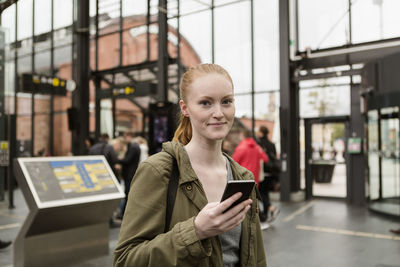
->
[1,189,400,267]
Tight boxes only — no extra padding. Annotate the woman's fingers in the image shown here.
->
[220,204,251,230]
[216,192,243,213]
[222,198,252,220]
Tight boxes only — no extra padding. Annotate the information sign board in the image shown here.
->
[17,156,124,208]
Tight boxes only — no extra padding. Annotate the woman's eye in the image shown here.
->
[200,100,211,106]
[222,99,233,105]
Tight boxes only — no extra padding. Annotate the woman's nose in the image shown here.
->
[212,104,224,118]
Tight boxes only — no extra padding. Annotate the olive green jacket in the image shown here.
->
[114,141,267,267]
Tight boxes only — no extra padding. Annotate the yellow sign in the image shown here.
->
[52,78,60,87]
[0,141,8,150]
[125,86,135,95]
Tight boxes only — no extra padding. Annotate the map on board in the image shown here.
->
[22,159,120,203]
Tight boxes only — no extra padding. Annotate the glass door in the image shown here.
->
[311,122,347,198]
[368,107,400,216]
[380,107,400,202]
[367,110,380,200]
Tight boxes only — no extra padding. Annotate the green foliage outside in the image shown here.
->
[330,123,345,146]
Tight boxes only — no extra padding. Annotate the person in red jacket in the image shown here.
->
[232,128,268,184]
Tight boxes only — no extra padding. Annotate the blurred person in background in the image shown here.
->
[232,128,268,185]
[89,134,120,176]
[135,135,149,163]
[118,131,141,219]
[89,133,121,227]
[257,126,280,223]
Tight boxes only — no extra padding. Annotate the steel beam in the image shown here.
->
[72,0,90,155]
[279,0,300,201]
[157,0,168,102]
[296,38,400,70]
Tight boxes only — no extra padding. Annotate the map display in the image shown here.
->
[18,156,123,206]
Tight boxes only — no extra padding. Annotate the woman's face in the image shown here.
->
[180,73,235,142]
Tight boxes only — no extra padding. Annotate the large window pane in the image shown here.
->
[98,33,120,70]
[17,0,33,40]
[298,0,349,51]
[17,55,32,75]
[54,46,72,75]
[2,4,16,42]
[254,91,279,120]
[351,0,400,43]
[176,10,211,64]
[123,0,148,30]
[34,50,51,75]
[180,0,211,16]
[234,94,251,118]
[300,86,350,118]
[254,0,279,92]
[34,0,51,35]
[54,0,73,30]
[17,38,32,57]
[122,0,147,18]
[54,27,73,48]
[215,2,251,94]
[214,0,239,6]
[5,61,15,96]
[122,27,148,65]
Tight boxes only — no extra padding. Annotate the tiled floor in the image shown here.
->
[1,189,400,267]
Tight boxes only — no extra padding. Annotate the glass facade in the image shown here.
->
[0,0,399,213]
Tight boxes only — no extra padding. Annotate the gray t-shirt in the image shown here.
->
[220,156,241,267]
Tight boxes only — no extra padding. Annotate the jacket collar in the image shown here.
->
[162,141,199,185]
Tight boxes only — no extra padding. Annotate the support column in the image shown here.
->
[348,85,366,205]
[157,0,168,102]
[0,29,6,200]
[72,0,90,155]
[279,0,300,201]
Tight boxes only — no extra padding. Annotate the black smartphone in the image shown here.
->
[220,180,255,212]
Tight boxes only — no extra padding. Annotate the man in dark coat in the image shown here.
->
[257,126,280,223]
[88,133,119,176]
[119,132,141,218]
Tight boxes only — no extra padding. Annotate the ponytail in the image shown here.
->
[172,114,192,145]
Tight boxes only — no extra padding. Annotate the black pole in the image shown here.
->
[211,0,215,63]
[146,0,150,61]
[72,0,90,155]
[157,0,168,102]
[279,0,300,201]
[9,2,19,209]
[112,74,116,138]
[95,77,101,140]
[250,0,255,136]
[95,0,99,71]
[177,0,181,93]
[49,0,54,155]
[31,0,35,156]
[119,0,123,66]
[0,27,6,201]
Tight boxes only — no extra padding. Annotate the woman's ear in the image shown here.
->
[179,99,189,117]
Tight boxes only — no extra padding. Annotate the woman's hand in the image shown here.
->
[194,193,252,240]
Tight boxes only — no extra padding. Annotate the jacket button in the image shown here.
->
[186,185,192,191]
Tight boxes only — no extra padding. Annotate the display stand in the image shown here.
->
[13,156,124,267]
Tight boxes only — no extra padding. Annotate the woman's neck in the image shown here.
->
[185,138,224,166]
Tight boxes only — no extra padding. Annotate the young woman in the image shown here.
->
[114,64,267,267]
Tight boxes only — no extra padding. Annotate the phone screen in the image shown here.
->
[220,180,255,212]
